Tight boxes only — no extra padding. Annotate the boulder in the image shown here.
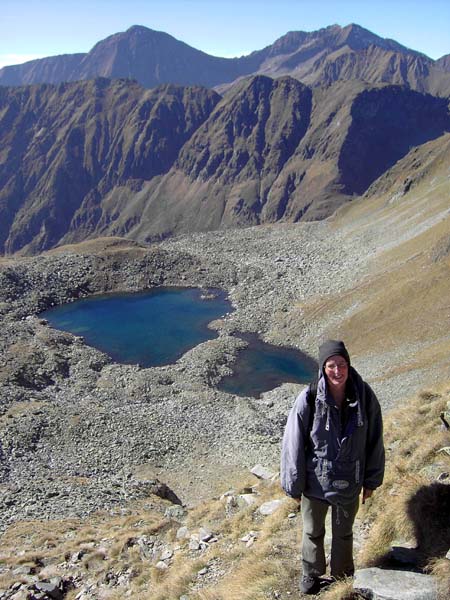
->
[34,581,63,600]
[354,567,438,600]
[160,547,174,561]
[165,505,186,519]
[189,538,201,551]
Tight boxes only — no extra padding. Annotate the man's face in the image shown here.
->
[324,354,349,391]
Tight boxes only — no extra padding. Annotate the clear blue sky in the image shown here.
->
[1,0,449,68]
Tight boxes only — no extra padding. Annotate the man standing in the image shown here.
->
[281,340,385,594]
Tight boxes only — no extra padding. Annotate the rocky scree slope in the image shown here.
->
[1,76,449,254]
[1,23,450,97]
[1,235,303,531]
[0,203,394,532]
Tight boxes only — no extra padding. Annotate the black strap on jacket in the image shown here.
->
[306,378,318,433]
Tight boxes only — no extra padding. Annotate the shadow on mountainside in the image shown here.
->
[406,482,450,564]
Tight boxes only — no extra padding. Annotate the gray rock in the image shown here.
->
[136,536,154,559]
[188,539,201,551]
[34,581,63,600]
[236,494,257,507]
[354,567,438,600]
[258,499,285,515]
[70,550,83,563]
[198,527,214,542]
[10,592,29,600]
[240,531,258,543]
[165,505,186,520]
[160,548,174,561]
[176,526,190,540]
[250,464,277,480]
[12,566,33,575]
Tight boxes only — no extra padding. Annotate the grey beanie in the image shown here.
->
[319,340,350,369]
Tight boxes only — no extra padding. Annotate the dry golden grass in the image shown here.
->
[296,234,450,362]
[192,499,300,600]
[428,558,450,600]
[320,578,362,600]
[358,386,450,571]
[123,480,302,600]
[0,501,173,592]
[139,557,205,600]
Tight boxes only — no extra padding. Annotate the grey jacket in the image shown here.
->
[281,367,385,504]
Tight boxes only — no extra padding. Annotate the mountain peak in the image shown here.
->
[126,24,152,34]
[123,24,177,40]
[96,24,178,47]
[265,23,422,61]
[340,23,423,56]
[436,54,450,71]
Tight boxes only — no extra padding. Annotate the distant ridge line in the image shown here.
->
[1,23,449,96]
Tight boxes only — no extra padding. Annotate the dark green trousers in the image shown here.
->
[301,495,359,578]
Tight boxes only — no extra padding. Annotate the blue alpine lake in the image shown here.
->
[217,332,316,398]
[41,287,316,397]
[41,287,230,367]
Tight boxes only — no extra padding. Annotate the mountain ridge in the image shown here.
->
[0,78,221,254]
[1,76,449,254]
[1,23,449,96]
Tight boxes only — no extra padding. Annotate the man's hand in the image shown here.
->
[362,488,374,504]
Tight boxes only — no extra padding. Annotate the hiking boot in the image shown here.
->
[300,575,321,594]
